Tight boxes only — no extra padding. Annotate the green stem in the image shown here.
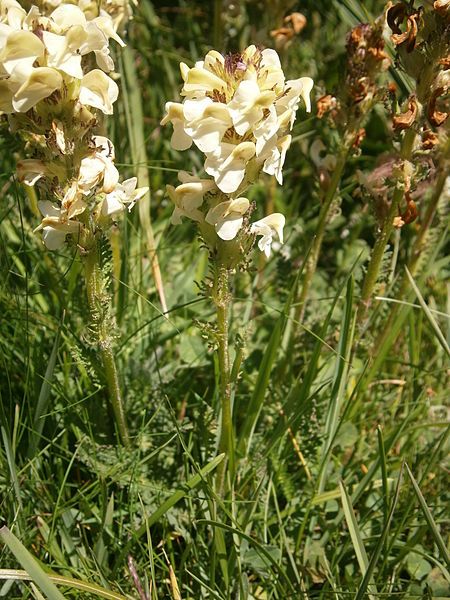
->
[362,166,447,381]
[83,236,130,447]
[357,128,417,325]
[294,149,348,326]
[213,265,234,496]
[213,0,223,50]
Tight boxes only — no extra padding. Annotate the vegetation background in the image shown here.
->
[0,0,449,598]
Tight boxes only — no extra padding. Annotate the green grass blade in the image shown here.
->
[405,464,450,567]
[355,464,404,600]
[28,322,62,458]
[135,453,225,536]
[377,426,389,524]
[238,272,300,455]
[339,481,378,600]
[0,569,131,600]
[405,267,450,358]
[0,527,66,600]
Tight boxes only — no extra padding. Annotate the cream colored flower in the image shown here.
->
[35,200,81,250]
[16,159,48,185]
[79,69,118,114]
[260,134,292,184]
[205,197,250,240]
[204,141,256,193]
[180,59,227,98]
[167,171,216,224]
[250,213,285,257]
[160,102,193,151]
[228,79,276,136]
[78,135,119,193]
[183,98,232,153]
[12,66,63,112]
[101,177,148,216]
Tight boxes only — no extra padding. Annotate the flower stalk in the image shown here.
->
[357,127,417,325]
[82,230,130,447]
[212,264,234,495]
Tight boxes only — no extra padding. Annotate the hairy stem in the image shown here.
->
[83,236,130,447]
[213,265,234,496]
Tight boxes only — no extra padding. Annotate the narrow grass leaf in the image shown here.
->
[405,464,450,567]
[0,528,66,600]
[405,267,450,358]
[0,570,131,600]
[355,464,404,600]
[135,453,225,537]
[238,272,300,455]
[339,481,378,599]
[28,322,61,458]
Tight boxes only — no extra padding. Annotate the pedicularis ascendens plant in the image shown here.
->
[161,46,313,492]
[1,0,144,446]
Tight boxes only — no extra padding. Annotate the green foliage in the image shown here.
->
[1,1,448,598]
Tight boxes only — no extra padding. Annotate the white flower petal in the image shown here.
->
[251,213,285,256]
[12,67,63,113]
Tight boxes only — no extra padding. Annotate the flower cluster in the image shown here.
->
[1,0,146,250]
[162,45,313,255]
[0,1,123,114]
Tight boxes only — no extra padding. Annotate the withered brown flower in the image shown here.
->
[428,86,449,126]
[393,95,418,130]
[434,0,450,16]
[270,12,307,50]
[285,12,306,34]
[352,128,366,148]
[386,3,422,53]
[421,129,439,150]
[316,94,338,119]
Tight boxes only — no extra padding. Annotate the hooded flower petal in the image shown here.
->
[0,30,44,75]
[79,69,119,114]
[205,197,250,240]
[181,64,227,97]
[42,30,84,78]
[101,177,148,216]
[36,200,80,250]
[250,213,285,257]
[12,66,63,112]
[16,159,48,185]
[160,102,193,151]
[204,141,256,193]
[78,136,119,193]
[167,173,216,224]
[228,79,276,136]
[183,98,232,153]
[261,134,292,185]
